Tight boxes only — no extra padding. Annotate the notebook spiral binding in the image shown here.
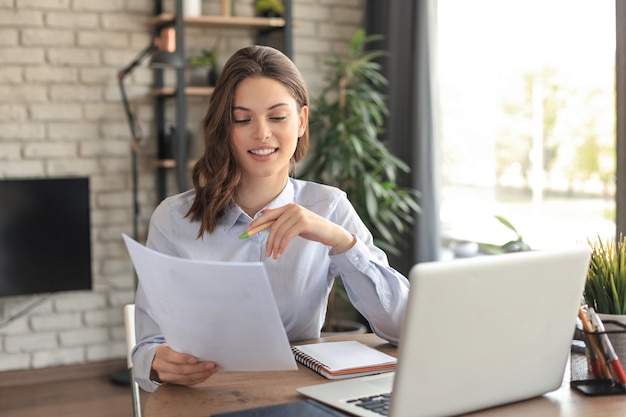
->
[292,346,330,373]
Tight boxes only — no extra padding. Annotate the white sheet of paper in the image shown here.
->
[122,234,297,372]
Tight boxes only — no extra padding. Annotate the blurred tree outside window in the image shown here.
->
[438,0,616,253]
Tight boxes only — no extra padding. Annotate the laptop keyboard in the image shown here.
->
[347,393,391,416]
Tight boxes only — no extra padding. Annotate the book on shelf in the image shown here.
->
[291,340,397,380]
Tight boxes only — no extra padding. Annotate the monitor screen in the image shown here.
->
[0,177,92,297]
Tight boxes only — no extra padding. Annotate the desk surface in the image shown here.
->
[141,333,626,417]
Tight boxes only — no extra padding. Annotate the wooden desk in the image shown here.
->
[141,333,626,417]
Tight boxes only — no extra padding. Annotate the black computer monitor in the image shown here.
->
[0,177,92,297]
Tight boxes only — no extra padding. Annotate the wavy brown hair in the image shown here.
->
[187,45,310,236]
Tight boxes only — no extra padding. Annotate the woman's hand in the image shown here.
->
[151,343,219,386]
[246,204,356,259]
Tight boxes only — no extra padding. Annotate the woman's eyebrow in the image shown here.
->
[232,103,290,112]
[267,102,289,110]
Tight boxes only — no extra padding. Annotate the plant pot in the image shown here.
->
[207,67,219,87]
[321,319,367,337]
[187,66,208,86]
[183,0,202,16]
[259,11,281,17]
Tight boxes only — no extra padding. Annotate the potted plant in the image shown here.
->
[189,42,220,86]
[581,234,626,371]
[447,215,531,259]
[477,215,532,255]
[254,0,284,17]
[299,30,419,332]
[584,235,626,316]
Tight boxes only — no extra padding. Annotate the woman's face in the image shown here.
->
[230,76,308,183]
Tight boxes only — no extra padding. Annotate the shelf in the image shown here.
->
[151,86,215,97]
[147,13,285,30]
[155,159,196,169]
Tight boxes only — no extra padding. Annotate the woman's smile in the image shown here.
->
[249,147,279,157]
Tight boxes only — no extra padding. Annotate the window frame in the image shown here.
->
[615,0,626,238]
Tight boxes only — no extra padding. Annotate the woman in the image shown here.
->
[132,45,410,392]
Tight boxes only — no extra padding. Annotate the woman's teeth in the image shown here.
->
[250,148,277,156]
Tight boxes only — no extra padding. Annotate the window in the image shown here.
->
[438,0,616,254]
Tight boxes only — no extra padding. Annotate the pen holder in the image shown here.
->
[570,319,626,396]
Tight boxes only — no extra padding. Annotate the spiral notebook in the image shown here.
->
[292,340,397,379]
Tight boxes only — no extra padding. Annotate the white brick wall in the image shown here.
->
[0,0,364,373]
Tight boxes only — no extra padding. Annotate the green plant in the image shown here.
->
[299,30,419,332]
[584,235,626,315]
[300,29,419,256]
[189,41,220,86]
[254,0,284,16]
[478,215,532,254]
[189,47,218,69]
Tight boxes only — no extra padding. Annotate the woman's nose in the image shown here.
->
[254,119,271,141]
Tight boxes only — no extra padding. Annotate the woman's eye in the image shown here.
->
[233,118,251,124]
[270,116,287,121]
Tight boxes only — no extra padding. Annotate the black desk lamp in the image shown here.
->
[113,29,183,387]
[117,27,183,241]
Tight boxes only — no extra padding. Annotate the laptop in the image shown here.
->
[297,246,591,417]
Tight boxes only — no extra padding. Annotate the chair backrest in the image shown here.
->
[124,303,142,417]
[124,304,136,369]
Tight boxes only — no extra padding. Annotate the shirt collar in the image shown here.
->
[268,178,295,209]
[221,201,242,231]
[220,178,296,232]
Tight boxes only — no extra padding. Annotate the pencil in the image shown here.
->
[238,220,276,240]
[578,306,613,380]
[589,308,626,386]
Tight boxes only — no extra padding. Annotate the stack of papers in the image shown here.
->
[122,234,297,372]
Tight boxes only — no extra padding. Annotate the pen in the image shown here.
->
[238,220,276,240]
[576,317,602,378]
[578,306,613,380]
[589,308,626,386]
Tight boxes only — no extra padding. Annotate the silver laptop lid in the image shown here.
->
[390,246,590,417]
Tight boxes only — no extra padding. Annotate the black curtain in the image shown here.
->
[366,0,441,275]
